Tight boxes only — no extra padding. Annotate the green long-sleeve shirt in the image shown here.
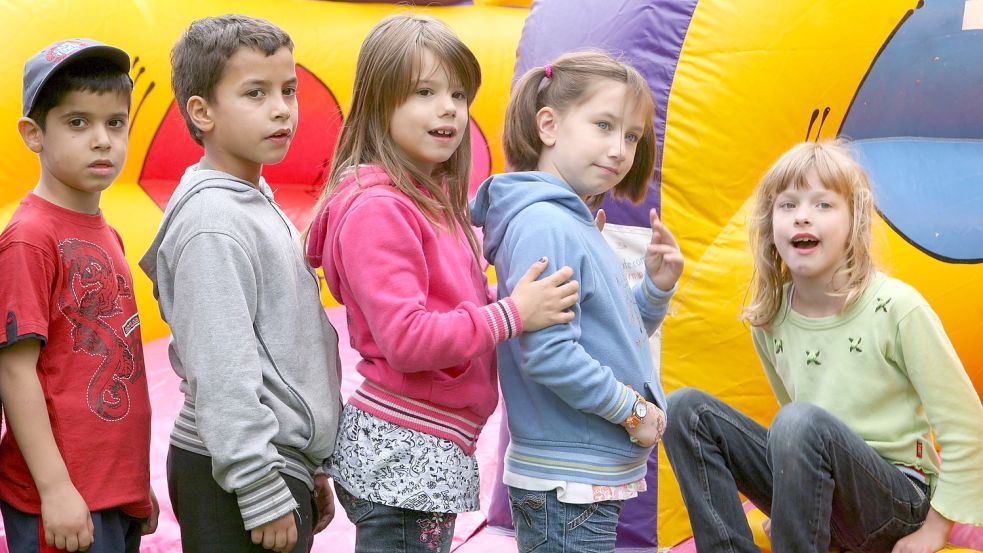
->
[752,273,983,525]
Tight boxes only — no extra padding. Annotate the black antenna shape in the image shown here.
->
[132,66,147,87]
[814,107,831,140]
[805,107,832,141]
[805,109,820,140]
[129,81,155,137]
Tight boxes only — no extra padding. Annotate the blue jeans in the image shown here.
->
[662,388,931,553]
[507,486,625,553]
[0,501,142,553]
[334,482,457,553]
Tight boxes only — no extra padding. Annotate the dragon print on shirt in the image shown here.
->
[58,238,144,421]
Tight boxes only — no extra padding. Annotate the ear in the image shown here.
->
[17,117,44,153]
[186,95,214,135]
[535,106,558,147]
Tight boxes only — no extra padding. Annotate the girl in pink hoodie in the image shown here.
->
[304,14,577,553]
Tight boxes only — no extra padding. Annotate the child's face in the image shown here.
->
[536,79,645,201]
[202,46,298,183]
[390,49,468,176]
[772,173,851,287]
[35,89,129,209]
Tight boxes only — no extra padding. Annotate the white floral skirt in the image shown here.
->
[325,403,480,513]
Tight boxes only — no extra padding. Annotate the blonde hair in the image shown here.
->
[742,139,877,328]
[306,14,481,254]
[504,50,657,208]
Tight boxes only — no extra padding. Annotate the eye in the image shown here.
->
[246,89,265,99]
[452,90,467,101]
[596,121,611,131]
[817,201,833,209]
[68,118,87,129]
[107,118,128,129]
[777,201,795,210]
[283,86,297,97]
[417,88,433,97]
[625,132,639,143]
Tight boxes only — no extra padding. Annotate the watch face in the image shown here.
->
[634,400,648,418]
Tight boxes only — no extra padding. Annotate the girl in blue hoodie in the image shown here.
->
[470,51,684,553]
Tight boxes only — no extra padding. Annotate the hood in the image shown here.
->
[469,171,593,262]
[139,163,275,284]
[305,165,393,288]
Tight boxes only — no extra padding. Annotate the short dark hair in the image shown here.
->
[171,14,293,145]
[27,58,133,130]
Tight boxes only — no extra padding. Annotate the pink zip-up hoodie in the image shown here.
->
[306,166,520,454]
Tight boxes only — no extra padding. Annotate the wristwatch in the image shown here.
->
[621,390,648,430]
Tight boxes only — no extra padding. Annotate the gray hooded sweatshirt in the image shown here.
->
[139,165,342,530]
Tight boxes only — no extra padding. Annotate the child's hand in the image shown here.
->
[626,402,666,448]
[141,486,160,535]
[644,209,684,292]
[40,481,93,551]
[511,258,578,332]
[594,208,606,232]
[312,473,335,534]
[250,511,298,552]
[891,508,951,553]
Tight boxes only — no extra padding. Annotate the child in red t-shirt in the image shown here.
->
[0,39,158,553]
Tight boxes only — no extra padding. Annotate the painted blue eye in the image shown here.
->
[842,1,983,263]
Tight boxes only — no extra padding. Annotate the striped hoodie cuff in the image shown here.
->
[235,471,299,530]
[481,298,523,342]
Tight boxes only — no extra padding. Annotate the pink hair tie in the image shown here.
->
[543,63,553,79]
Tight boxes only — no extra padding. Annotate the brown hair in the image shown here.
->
[171,14,293,145]
[742,139,877,328]
[307,13,482,256]
[504,50,656,207]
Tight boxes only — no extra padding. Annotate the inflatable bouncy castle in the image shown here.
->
[1,1,980,551]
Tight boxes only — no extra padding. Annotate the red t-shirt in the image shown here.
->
[0,193,152,517]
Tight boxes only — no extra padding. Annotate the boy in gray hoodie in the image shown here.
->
[139,15,341,553]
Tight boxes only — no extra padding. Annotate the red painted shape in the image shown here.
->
[138,65,343,230]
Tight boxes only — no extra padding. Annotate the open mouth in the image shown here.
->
[429,129,455,138]
[268,130,291,140]
[791,236,819,250]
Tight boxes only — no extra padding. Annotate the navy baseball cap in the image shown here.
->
[22,38,131,117]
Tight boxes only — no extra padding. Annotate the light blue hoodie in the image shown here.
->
[470,171,673,485]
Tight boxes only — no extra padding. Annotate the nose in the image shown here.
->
[438,92,457,117]
[793,205,811,225]
[91,124,111,150]
[271,93,291,120]
[607,134,625,161]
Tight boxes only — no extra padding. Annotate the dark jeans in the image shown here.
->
[0,501,142,553]
[507,487,624,553]
[662,388,930,553]
[167,445,316,553]
[334,481,457,553]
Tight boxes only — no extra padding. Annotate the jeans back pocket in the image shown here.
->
[508,488,548,553]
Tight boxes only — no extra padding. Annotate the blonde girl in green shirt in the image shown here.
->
[663,140,983,553]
